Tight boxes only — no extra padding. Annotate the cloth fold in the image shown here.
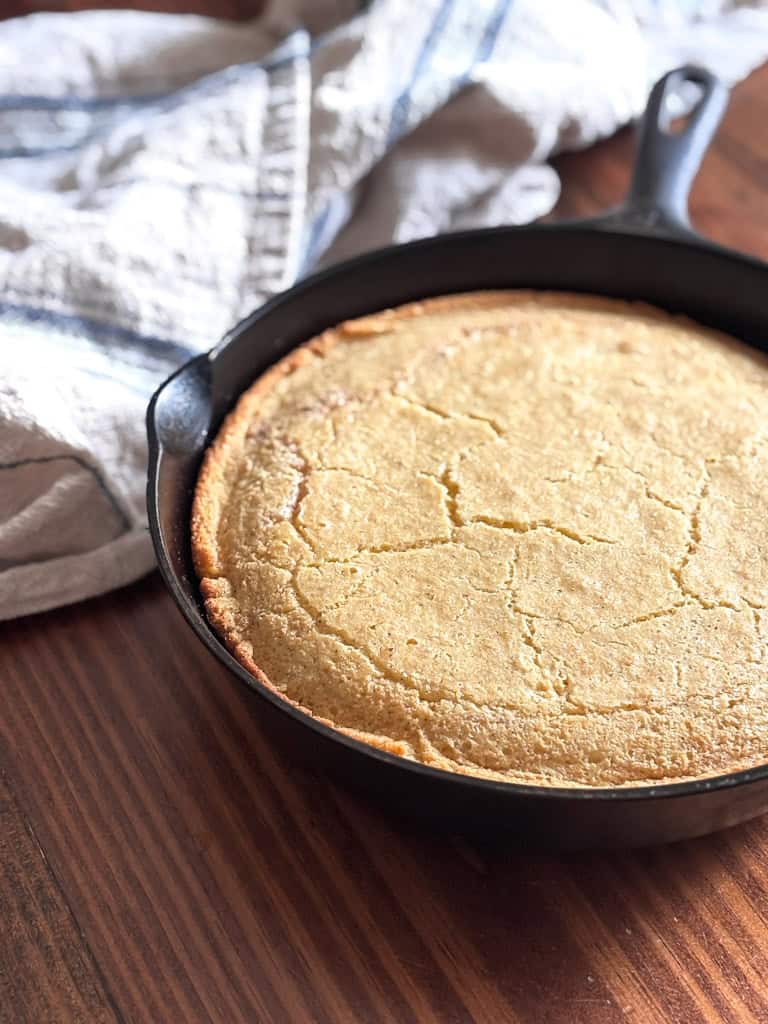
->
[1,0,767,619]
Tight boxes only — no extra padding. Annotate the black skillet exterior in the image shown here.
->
[147,67,768,847]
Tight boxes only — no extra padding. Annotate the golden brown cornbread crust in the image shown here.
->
[192,291,768,788]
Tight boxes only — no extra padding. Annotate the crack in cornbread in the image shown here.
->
[192,291,768,787]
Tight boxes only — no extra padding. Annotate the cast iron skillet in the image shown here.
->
[147,67,768,848]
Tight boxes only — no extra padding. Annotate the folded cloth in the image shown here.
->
[1,0,766,620]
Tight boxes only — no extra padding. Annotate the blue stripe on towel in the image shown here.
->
[0,141,83,159]
[0,31,309,159]
[0,300,194,362]
[386,0,457,146]
[299,203,335,277]
[468,0,511,75]
[0,32,308,113]
[300,2,459,275]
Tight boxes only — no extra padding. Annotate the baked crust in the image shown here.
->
[192,291,768,787]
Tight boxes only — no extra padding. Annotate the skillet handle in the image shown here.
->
[590,65,728,237]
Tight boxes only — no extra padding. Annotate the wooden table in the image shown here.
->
[2,9,768,1019]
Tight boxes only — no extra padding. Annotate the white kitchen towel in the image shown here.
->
[1,0,767,620]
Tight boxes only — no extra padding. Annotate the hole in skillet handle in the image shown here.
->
[590,65,729,238]
[662,81,703,137]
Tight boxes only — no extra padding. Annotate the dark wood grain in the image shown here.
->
[0,767,120,1024]
[2,6,768,1020]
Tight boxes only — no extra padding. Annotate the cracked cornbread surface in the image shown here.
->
[192,291,768,787]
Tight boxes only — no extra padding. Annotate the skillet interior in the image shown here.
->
[148,223,768,848]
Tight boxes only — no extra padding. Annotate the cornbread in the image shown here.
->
[192,291,768,788]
